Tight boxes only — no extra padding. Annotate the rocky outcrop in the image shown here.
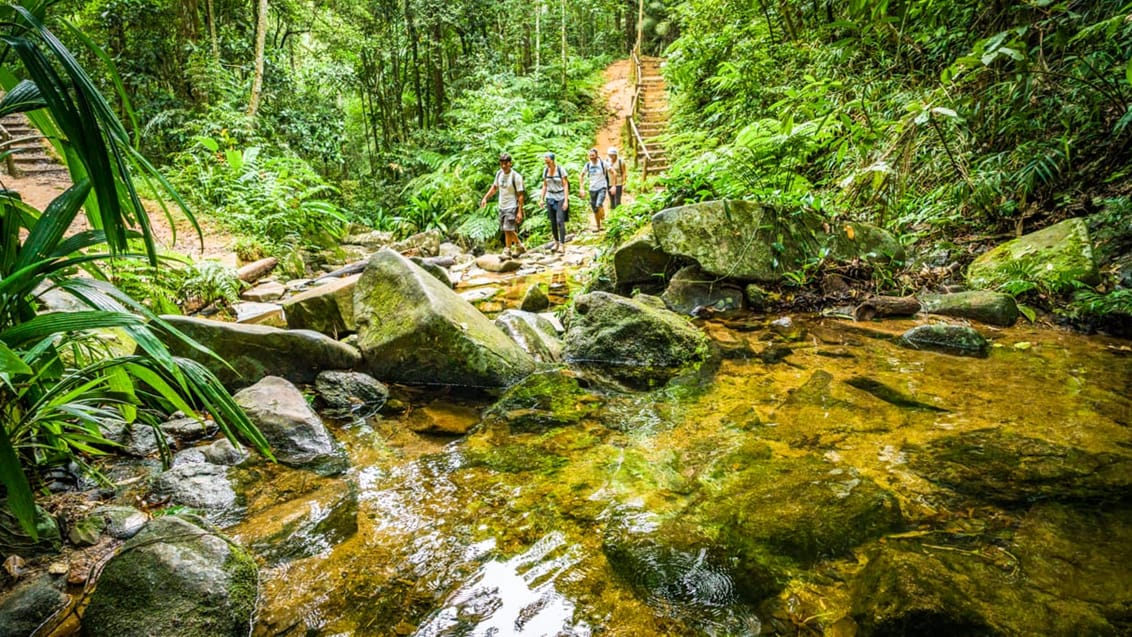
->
[160,315,361,389]
[232,376,340,468]
[967,217,1100,292]
[282,273,360,337]
[611,225,683,293]
[919,290,1019,326]
[563,292,709,389]
[354,249,535,388]
[81,515,258,637]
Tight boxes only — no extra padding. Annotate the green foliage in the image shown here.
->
[180,261,244,309]
[169,135,347,256]
[0,6,270,537]
[1069,288,1132,319]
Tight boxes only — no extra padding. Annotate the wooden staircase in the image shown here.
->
[1,113,69,180]
[626,54,670,178]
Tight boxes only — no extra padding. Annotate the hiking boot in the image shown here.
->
[502,248,512,259]
[513,245,526,257]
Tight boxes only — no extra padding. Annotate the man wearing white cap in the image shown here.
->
[607,147,627,210]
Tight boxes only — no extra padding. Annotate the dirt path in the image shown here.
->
[593,59,635,207]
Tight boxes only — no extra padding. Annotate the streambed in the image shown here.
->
[231,316,1132,636]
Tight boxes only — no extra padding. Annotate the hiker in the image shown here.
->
[579,148,608,231]
[480,152,525,258]
[607,147,627,210]
[538,151,570,254]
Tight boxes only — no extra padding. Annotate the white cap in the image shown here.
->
[607,147,618,155]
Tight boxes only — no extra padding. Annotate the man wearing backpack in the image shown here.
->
[607,147,627,210]
[480,152,525,258]
[579,147,609,231]
[538,151,570,254]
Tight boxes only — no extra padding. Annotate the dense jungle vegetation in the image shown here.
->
[1,0,1130,534]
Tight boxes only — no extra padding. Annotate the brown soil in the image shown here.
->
[594,58,636,207]
[1,171,238,265]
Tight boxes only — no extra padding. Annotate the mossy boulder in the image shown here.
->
[483,368,599,432]
[563,291,709,390]
[899,324,990,357]
[611,224,684,293]
[651,200,902,283]
[909,429,1132,503]
[919,290,1019,327]
[967,217,1100,292]
[160,315,361,390]
[354,248,535,388]
[0,575,70,637]
[0,501,61,557]
[81,515,257,637]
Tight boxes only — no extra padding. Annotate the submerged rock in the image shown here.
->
[314,370,389,419]
[241,481,359,566]
[967,217,1100,292]
[899,324,989,357]
[483,368,599,432]
[661,265,745,316]
[909,428,1132,503]
[354,249,535,388]
[563,291,709,390]
[81,515,258,637]
[919,290,1020,327]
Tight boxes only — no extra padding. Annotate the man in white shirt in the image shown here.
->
[480,152,525,258]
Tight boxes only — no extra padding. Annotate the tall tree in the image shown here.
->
[248,0,269,117]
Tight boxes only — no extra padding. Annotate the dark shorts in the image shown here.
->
[499,206,519,232]
[609,185,623,209]
[589,188,607,212]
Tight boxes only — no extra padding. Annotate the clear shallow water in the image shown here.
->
[231,317,1132,636]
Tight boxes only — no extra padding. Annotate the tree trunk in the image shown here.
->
[206,0,219,60]
[247,0,269,118]
[560,0,567,95]
[404,0,425,130]
[535,0,541,80]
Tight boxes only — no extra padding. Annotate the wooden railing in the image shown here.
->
[624,44,652,177]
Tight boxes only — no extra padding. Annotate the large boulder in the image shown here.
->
[909,428,1132,503]
[160,315,361,389]
[282,273,360,337]
[232,376,340,468]
[651,200,902,283]
[563,292,709,389]
[612,225,684,293]
[81,515,258,637]
[354,249,536,388]
[967,217,1100,291]
[919,290,1019,327]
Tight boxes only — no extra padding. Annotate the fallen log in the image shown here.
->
[236,257,278,283]
[853,295,921,321]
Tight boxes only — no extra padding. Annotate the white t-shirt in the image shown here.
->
[583,159,609,191]
[494,169,525,210]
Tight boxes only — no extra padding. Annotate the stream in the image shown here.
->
[227,311,1132,636]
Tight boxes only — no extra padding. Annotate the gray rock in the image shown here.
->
[68,514,104,546]
[661,265,745,316]
[968,217,1099,291]
[0,575,69,637]
[474,253,522,273]
[160,416,218,443]
[172,448,208,466]
[232,376,338,467]
[410,256,453,288]
[920,290,1019,327]
[160,315,362,390]
[152,463,238,514]
[899,324,990,357]
[95,506,147,539]
[342,230,394,250]
[81,516,258,637]
[354,249,536,388]
[495,310,563,363]
[520,283,550,313]
[201,438,250,466]
[390,229,442,257]
[240,281,285,302]
[563,291,709,390]
[314,370,389,418]
[282,273,361,337]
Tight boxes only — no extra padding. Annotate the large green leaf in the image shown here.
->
[0,430,37,540]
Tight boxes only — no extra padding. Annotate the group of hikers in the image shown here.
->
[479,147,627,258]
